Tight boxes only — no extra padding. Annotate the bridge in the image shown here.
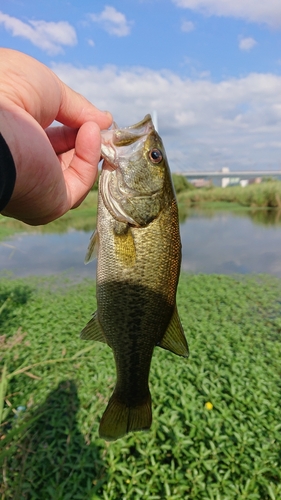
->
[179,168,281,187]
[180,169,281,178]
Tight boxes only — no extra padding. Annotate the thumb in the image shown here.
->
[62,121,101,208]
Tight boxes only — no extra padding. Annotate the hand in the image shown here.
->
[0,49,112,225]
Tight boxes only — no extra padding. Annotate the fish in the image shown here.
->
[81,114,188,441]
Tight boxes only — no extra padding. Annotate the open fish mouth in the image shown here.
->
[100,114,155,169]
[102,114,154,147]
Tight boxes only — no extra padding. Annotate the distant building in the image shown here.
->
[240,180,248,188]
[180,167,281,188]
[223,174,262,188]
[189,179,212,188]
[248,177,262,185]
[221,167,230,188]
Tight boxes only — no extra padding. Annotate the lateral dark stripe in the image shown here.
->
[0,133,16,211]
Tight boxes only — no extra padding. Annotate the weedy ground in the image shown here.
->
[178,180,281,209]
[0,273,281,499]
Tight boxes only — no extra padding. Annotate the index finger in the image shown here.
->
[56,80,113,130]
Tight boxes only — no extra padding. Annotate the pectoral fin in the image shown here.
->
[114,224,136,267]
[84,229,99,264]
[158,306,189,358]
[80,311,107,343]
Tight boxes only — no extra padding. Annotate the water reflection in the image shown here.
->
[179,205,281,226]
[0,209,281,278]
[180,210,281,276]
[0,231,95,278]
[245,208,281,226]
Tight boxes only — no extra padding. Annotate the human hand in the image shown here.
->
[0,49,112,225]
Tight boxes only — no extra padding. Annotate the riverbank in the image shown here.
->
[177,179,281,209]
[0,191,99,241]
[1,181,281,243]
[1,273,281,499]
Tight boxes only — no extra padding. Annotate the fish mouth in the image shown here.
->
[100,114,155,169]
[99,115,160,225]
[112,114,154,146]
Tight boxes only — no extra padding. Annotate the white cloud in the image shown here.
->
[52,62,281,172]
[181,20,195,32]
[89,6,133,37]
[0,11,77,55]
[239,36,257,51]
[172,0,281,28]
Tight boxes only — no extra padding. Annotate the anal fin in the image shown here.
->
[158,305,189,357]
[80,311,107,343]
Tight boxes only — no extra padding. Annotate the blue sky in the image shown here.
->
[1,0,281,172]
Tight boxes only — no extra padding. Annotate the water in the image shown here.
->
[0,230,92,279]
[1,210,281,278]
[180,211,281,276]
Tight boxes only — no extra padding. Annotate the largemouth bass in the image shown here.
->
[81,114,188,441]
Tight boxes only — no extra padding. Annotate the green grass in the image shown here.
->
[1,273,281,499]
[2,183,281,245]
[178,181,281,209]
[0,191,98,241]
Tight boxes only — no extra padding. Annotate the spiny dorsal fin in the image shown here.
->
[84,229,99,264]
[158,306,189,358]
[80,311,107,343]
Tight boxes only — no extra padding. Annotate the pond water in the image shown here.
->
[0,209,281,278]
[180,210,281,276]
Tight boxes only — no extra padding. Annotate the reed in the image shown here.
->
[177,179,281,208]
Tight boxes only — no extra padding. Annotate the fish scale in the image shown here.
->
[81,114,189,440]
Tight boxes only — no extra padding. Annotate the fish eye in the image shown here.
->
[149,148,163,164]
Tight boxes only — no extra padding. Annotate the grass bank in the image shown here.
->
[1,181,281,243]
[0,191,98,241]
[1,273,281,499]
[177,180,281,209]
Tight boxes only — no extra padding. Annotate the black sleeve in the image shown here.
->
[0,133,16,212]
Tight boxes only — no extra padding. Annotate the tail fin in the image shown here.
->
[99,391,152,441]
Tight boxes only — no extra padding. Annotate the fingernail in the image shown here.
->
[104,112,113,125]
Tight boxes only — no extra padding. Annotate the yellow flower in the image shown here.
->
[126,479,131,484]
[205,401,213,410]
